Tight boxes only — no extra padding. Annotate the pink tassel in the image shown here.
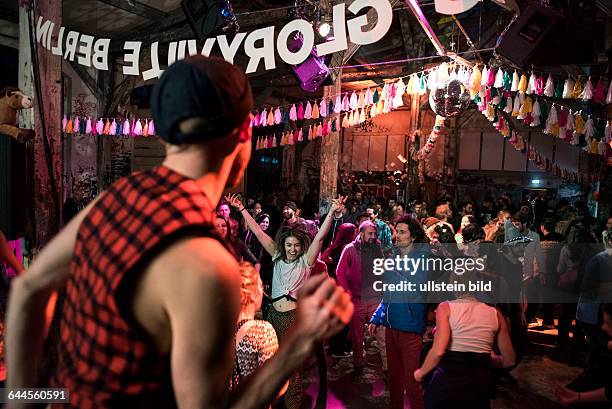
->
[148,120,155,136]
[535,76,544,95]
[274,108,282,124]
[320,99,327,117]
[135,119,143,136]
[91,119,98,135]
[74,117,80,134]
[96,118,104,135]
[260,110,268,126]
[123,119,130,136]
[607,81,612,104]
[487,67,495,86]
[342,94,350,111]
[110,119,117,135]
[304,102,312,119]
[298,129,303,142]
[62,115,67,132]
[289,105,297,121]
[593,78,605,103]
[297,103,304,120]
[85,117,93,134]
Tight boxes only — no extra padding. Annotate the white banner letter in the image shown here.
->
[277,19,314,66]
[217,32,247,64]
[123,41,142,76]
[347,0,393,46]
[244,26,275,74]
[92,38,111,70]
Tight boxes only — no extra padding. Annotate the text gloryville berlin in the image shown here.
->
[34,0,394,79]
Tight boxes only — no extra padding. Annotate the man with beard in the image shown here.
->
[280,201,318,240]
[336,221,387,380]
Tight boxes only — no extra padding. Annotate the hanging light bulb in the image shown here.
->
[318,22,331,38]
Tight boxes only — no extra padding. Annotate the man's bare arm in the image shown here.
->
[6,199,97,392]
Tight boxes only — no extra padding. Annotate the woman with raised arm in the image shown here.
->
[226,193,346,409]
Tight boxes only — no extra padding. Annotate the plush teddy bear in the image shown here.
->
[0,87,34,143]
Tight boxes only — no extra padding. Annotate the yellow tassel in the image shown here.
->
[575,113,585,134]
[518,74,528,93]
[377,101,384,115]
[524,96,533,114]
[358,91,365,108]
[342,115,349,128]
[590,138,599,154]
[572,79,582,99]
[407,74,417,95]
[470,66,482,95]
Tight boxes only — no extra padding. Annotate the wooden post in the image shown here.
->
[319,75,342,213]
[26,1,63,245]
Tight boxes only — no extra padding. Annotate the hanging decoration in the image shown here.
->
[428,79,471,118]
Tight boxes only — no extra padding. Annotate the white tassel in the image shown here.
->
[504,96,513,114]
[518,92,526,105]
[545,105,558,135]
[335,95,342,114]
[579,77,594,101]
[512,95,521,116]
[605,121,611,142]
[531,100,541,127]
[438,62,450,83]
[544,74,554,97]
[517,101,526,120]
[350,91,358,110]
[511,71,519,92]
[427,68,439,90]
[584,117,594,138]
[563,78,575,99]
[599,140,607,155]
[480,66,489,86]
[494,68,504,88]
[526,72,536,95]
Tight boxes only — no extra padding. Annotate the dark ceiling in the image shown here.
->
[0,0,608,107]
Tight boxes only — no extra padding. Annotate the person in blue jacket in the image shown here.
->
[368,214,429,409]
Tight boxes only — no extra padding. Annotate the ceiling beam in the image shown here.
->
[68,61,103,101]
[96,0,167,21]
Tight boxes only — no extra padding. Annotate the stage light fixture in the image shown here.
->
[318,22,331,38]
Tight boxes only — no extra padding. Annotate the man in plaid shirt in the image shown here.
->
[6,56,353,408]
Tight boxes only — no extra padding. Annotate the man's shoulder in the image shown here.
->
[150,236,239,287]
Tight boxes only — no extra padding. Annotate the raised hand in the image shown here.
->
[295,275,354,342]
[330,195,347,213]
[224,193,243,210]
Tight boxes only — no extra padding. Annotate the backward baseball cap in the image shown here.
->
[151,55,253,145]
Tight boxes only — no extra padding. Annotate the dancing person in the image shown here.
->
[226,192,347,409]
[230,262,281,398]
[369,215,429,409]
[321,223,357,359]
[6,56,353,409]
[415,275,516,409]
[215,215,259,269]
[337,220,387,380]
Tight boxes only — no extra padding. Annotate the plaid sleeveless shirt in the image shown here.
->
[51,166,219,408]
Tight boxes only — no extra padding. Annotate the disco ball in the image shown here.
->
[428,79,471,117]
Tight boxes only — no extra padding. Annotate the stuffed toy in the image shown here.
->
[0,87,34,143]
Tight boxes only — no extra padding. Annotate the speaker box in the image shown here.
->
[181,0,238,40]
[496,3,597,67]
[0,134,26,240]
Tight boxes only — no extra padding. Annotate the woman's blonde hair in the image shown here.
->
[238,262,262,308]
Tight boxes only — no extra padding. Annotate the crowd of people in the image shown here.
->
[214,185,612,408]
